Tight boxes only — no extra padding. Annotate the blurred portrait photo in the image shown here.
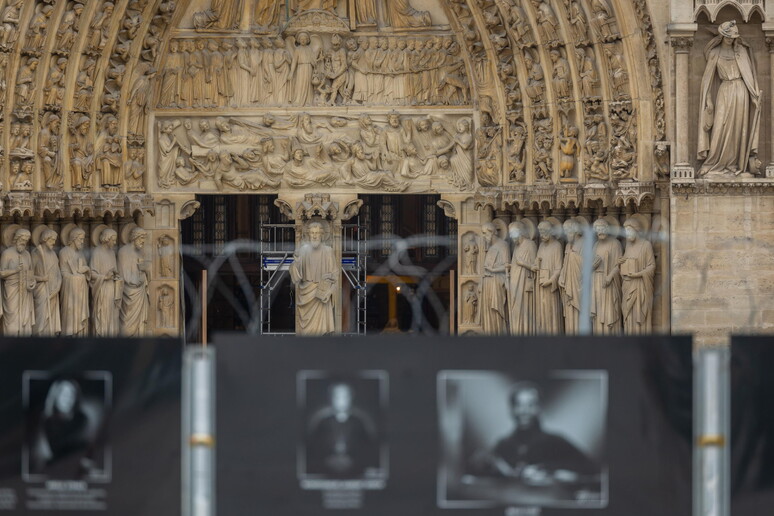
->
[298,371,388,483]
[23,372,111,482]
[438,371,608,509]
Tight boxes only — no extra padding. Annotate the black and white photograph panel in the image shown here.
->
[297,371,388,483]
[23,371,111,483]
[438,370,608,509]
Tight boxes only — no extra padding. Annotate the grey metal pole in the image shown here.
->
[578,225,595,335]
[695,347,729,516]
[184,347,215,516]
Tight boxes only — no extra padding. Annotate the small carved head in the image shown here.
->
[537,221,553,242]
[42,229,58,250]
[623,218,641,242]
[593,218,610,239]
[14,229,31,251]
[482,222,495,245]
[307,222,324,249]
[101,228,118,248]
[71,228,86,250]
[130,227,147,250]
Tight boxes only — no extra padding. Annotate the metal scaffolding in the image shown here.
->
[259,221,368,336]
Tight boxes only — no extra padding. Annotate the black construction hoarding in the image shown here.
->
[0,338,182,515]
[731,335,774,514]
[216,335,692,516]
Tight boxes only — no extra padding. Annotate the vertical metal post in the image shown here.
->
[578,225,595,335]
[695,347,730,516]
[183,348,215,516]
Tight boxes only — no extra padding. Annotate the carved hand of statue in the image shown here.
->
[78,265,90,275]
[616,257,626,266]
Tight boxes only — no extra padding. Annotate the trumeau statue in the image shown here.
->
[480,222,509,335]
[591,217,622,335]
[619,216,655,335]
[32,228,62,337]
[290,221,337,335]
[118,227,150,337]
[59,226,90,337]
[508,220,537,336]
[90,227,121,337]
[535,220,564,335]
[698,20,762,178]
[0,228,36,337]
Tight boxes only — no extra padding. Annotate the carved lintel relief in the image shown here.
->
[155,112,475,193]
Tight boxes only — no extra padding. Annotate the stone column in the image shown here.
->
[669,30,695,180]
[766,34,774,178]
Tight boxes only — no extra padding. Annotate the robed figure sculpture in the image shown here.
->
[290,222,337,335]
[698,20,762,177]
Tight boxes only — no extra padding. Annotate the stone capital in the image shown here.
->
[670,37,694,53]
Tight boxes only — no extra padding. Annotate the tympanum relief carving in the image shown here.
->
[155,113,475,192]
[157,33,469,108]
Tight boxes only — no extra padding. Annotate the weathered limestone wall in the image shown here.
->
[671,185,774,345]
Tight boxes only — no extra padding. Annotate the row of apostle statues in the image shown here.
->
[0,224,151,337]
[467,214,655,336]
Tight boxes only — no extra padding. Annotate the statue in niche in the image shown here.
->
[10,123,33,159]
[508,4,534,46]
[0,0,23,47]
[449,118,474,189]
[74,58,96,111]
[220,40,238,107]
[604,44,628,98]
[462,283,478,325]
[290,32,322,106]
[463,235,479,275]
[193,0,244,30]
[508,220,537,335]
[384,0,431,28]
[591,218,622,335]
[585,139,609,181]
[25,3,54,51]
[568,1,588,43]
[39,112,62,190]
[158,235,174,278]
[125,147,145,191]
[508,124,527,183]
[550,48,571,98]
[350,37,368,103]
[535,220,564,335]
[558,218,584,334]
[0,228,36,336]
[158,285,175,328]
[87,1,114,52]
[255,0,281,28]
[480,222,509,335]
[90,227,121,337]
[159,40,182,107]
[16,57,38,106]
[290,222,337,335]
[618,217,655,335]
[590,0,619,41]
[57,2,85,51]
[119,227,150,337]
[44,58,68,106]
[524,50,544,103]
[559,124,579,180]
[59,227,90,337]
[577,47,598,98]
[534,131,553,182]
[69,115,94,189]
[32,228,62,336]
[96,115,122,187]
[698,21,762,178]
[532,0,559,43]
